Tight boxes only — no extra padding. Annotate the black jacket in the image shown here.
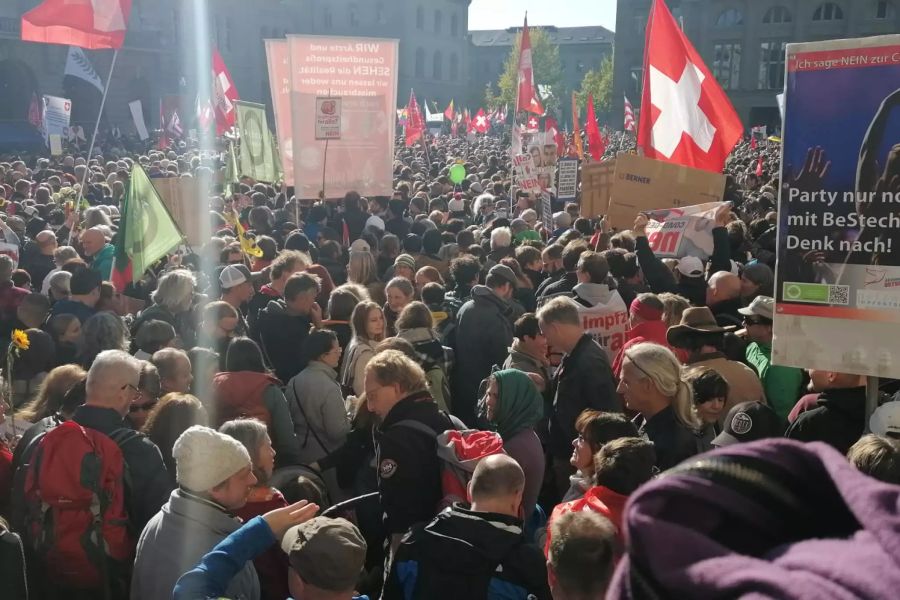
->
[634,405,701,470]
[254,299,313,383]
[712,297,744,329]
[535,269,563,298]
[537,271,578,302]
[549,334,619,458]
[21,249,54,293]
[452,286,514,427]
[383,504,551,600]
[375,392,455,535]
[785,387,867,455]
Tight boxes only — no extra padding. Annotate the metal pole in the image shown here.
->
[865,376,880,432]
[321,137,329,201]
[69,48,119,244]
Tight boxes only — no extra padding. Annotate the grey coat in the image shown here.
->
[286,360,350,464]
[131,489,259,600]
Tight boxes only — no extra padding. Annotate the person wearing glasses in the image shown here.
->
[70,350,173,531]
[739,296,805,422]
[616,343,703,471]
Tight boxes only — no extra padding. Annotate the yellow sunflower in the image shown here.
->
[11,329,30,352]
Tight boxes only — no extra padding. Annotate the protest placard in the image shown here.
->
[315,97,342,140]
[42,95,70,145]
[526,132,557,194]
[265,39,294,185]
[151,177,207,248]
[557,157,578,202]
[513,153,541,194]
[606,153,725,231]
[580,159,615,218]
[643,202,723,261]
[773,34,900,378]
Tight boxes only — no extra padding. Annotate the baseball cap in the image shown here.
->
[738,295,774,321]
[349,238,371,254]
[364,215,385,232]
[870,401,900,438]
[219,264,251,290]
[712,401,785,447]
[676,256,704,278]
[488,264,518,288]
[281,517,367,592]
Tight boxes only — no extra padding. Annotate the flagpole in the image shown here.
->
[69,48,119,245]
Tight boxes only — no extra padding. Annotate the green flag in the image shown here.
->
[236,100,278,183]
[112,165,184,290]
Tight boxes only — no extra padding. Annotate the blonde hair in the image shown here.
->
[624,342,700,430]
[348,250,377,286]
[152,269,196,314]
[365,349,427,395]
[658,293,691,328]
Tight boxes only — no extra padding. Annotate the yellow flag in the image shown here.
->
[224,211,264,258]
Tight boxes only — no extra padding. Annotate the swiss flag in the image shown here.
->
[212,48,239,135]
[516,16,544,115]
[21,0,132,50]
[470,108,490,134]
[638,0,742,173]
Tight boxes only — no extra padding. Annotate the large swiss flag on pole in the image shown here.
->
[516,16,544,116]
[212,48,240,135]
[637,0,742,173]
[21,0,132,50]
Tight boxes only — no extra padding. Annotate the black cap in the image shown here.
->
[712,401,785,447]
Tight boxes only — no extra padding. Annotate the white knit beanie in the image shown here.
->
[172,425,251,492]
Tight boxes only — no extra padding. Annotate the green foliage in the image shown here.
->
[496,28,564,115]
[577,54,614,116]
[484,81,499,109]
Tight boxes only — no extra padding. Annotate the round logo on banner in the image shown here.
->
[243,110,265,165]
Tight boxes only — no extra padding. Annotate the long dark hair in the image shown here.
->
[225,337,267,373]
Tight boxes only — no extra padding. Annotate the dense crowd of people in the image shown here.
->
[0,125,897,600]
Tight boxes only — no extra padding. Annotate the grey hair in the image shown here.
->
[152,270,196,314]
[490,227,512,250]
[86,350,141,395]
[385,276,414,298]
[83,206,113,228]
[219,418,270,482]
[49,271,72,299]
[624,342,700,430]
[80,313,130,366]
[53,245,80,266]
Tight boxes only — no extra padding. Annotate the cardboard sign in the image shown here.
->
[513,154,541,193]
[315,97,342,140]
[42,95,71,145]
[49,134,63,156]
[580,159,615,219]
[606,153,726,231]
[151,178,207,248]
[556,157,578,202]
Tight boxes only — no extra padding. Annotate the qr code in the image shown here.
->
[828,285,850,306]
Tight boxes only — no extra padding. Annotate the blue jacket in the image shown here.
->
[174,516,369,600]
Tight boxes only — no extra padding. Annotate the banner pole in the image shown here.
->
[69,48,120,245]
[866,376,879,430]
[321,137,329,201]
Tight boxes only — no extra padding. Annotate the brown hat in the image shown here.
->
[281,517,366,592]
[666,306,736,348]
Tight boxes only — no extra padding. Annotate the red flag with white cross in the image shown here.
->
[470,108,490,134]
[21,0,132,49]
[212,48,240,135]
[517,16,544,115]
[637,0,742,173]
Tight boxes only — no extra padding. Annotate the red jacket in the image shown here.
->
[210,370,282,429]
[612,319,688,377]
[544,485,629,556]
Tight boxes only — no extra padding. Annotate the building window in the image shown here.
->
[349,4,359,27]
[434,10,442,34]
[450,53,459,81]
[763,6,793,23]
[415,48,425,78]
[758,41,786,89]
[451,13,459,36]
[813,3,844,20]
[630,67,643,97]
[716,8,744,27]
[577,60,585,73]
[433,51,443,80]
[875,1,894,18]
[376,3,386,25]
[416,6,424,29]
[713,43,742,90]
[634,13,647,35]
[323,7,333,28]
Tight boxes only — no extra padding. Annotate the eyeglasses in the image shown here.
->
[121,382,141,396]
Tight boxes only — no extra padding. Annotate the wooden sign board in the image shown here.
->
[606,153,726,231]
[151,177,208,248]
[580,159,616,219]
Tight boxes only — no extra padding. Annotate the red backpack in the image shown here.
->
[19,420,137,592]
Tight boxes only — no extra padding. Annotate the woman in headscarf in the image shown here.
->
[483,368,545,520]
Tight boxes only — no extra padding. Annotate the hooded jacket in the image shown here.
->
[383,504,551,600]
[255,298,313,383]
[452,285,514,427]
[785,386,867,455]
[132,489,259,600]
[608,439,900,600]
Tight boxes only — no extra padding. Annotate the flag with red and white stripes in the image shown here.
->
[624,95,636,132]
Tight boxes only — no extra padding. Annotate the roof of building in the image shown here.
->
[469,25,614,47]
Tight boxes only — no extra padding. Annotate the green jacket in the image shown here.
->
[90,243,115,280]
[745,342,804,421]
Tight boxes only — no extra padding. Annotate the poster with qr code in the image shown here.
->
[773,35,900,378]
